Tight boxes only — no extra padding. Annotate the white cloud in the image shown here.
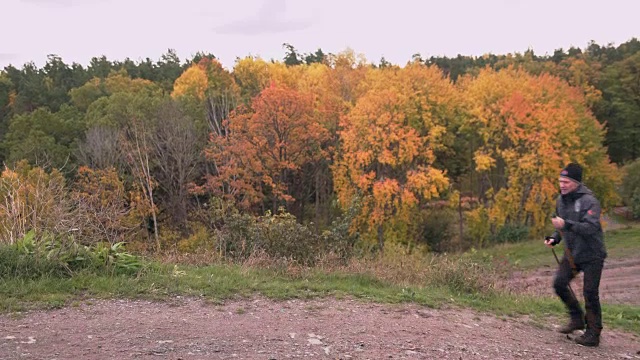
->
[214,0,312,35]
[19,0,105,7]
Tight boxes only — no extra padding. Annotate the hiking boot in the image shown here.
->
[558,317,585,334]
[574,329,600,347]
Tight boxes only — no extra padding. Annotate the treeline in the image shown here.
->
[0,40,638,258]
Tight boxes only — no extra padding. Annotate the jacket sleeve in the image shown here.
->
[549,200,562,244]
[550,230,562,244]
[563,195,602,236]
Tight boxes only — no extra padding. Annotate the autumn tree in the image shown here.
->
[204,60,239,137]
[172,59,240,219]
[203,85,328,213]
[553,57,603,108]
[80,83,164,250]
[232,57,271,104]
[459,67,619,241]
[172,65,208,101]
[172,58,238,137]
[120,113,160,251]
[333,62,455,250]
[293,63,348,224]
[78,73,162,171]
[70,69,160,112]
[326,49,369,104]
[77,125,121,170]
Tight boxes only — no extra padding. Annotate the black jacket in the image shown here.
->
[550,184,607,264]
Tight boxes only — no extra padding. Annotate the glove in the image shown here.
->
[545,236,559,246]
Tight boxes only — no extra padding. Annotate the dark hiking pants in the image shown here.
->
[553,257,604,330]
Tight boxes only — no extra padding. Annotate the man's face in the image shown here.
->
[559,177,579,195]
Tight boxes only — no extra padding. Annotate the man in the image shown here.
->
[544,163,607,347]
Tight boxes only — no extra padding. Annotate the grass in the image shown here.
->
[1,225,639,335]
[471,226,640,270]
[0,264,453,311]
[1,260,639,334]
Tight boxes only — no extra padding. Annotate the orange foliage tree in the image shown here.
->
[333,62,457,249]
[203,85,329,212]
[291,63,349,224]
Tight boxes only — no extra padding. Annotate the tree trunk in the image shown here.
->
[458,191,464,242]
[315,169,320,231]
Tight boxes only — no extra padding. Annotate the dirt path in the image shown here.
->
[1,297,639,360]
[502,256,640,306]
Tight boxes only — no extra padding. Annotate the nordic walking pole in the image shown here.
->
[548,213,579,301]
[551,246,577,300]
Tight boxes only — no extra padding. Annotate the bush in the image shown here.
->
[621,160,640,218]
[494,223,530,243]
[0,161,72,244]
[218,207,359,266]
[416,208,457,253]
[71,166,135,246]
[254,211,322,265]
[465,206,490,247]
[632,188,640,219]
[0,242,68,278]
[217,212,259,260]
[320,203,360,260]
[176,224,213,253]
[0,230,143,279]
[425,254,497,295]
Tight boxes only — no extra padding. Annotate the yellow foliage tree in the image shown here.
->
[459,66,619,238]
[333,62,456,249]
[171,65,208,101]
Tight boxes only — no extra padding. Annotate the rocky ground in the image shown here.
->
[1,295,639,360]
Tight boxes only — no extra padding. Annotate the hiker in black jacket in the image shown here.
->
[544,163,607,347]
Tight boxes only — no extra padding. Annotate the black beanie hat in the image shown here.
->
[560,163,582,183]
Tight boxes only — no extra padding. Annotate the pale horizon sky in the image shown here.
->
[1,0,639,70]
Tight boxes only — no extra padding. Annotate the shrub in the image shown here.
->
[218,209,325,266]
[494,223,530,243]
[176,224,213,253]
[0,161,72,244]
[0,230,143,278]
[621,159,640,219]
[425,252,498,295]
[416,208,457,253]
[71,166,135,246]
[465,206,490,247]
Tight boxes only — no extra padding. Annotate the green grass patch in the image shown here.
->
[471,227,640,270]
[602,227,640,259]
[0,263,451,310]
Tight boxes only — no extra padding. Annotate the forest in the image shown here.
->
[1,38,639,262]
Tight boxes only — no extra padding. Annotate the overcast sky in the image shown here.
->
[1,0,638,70]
